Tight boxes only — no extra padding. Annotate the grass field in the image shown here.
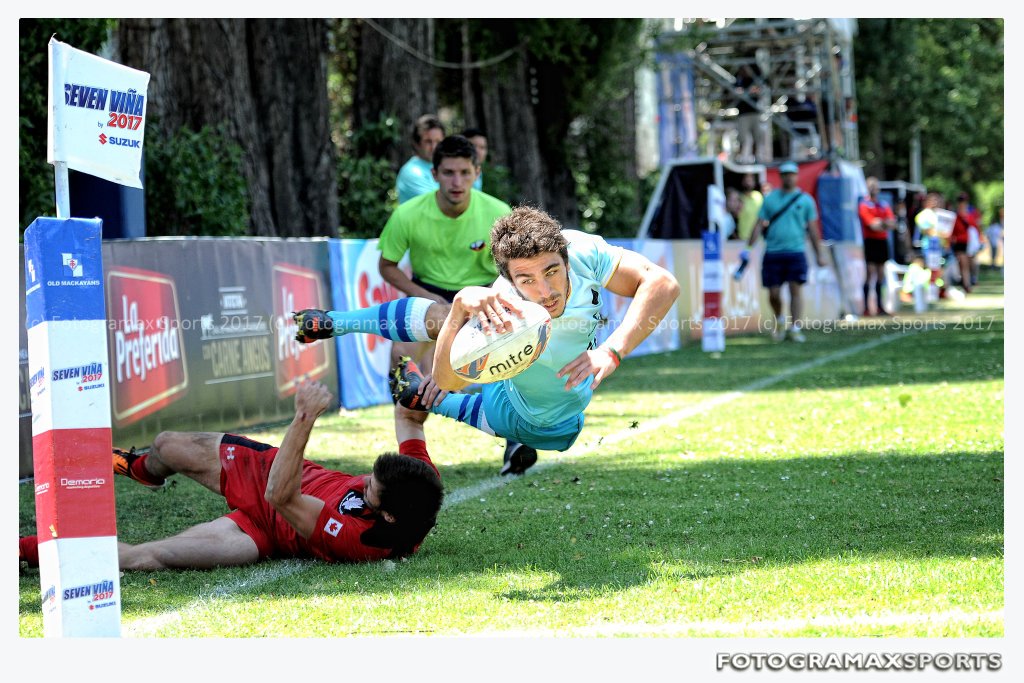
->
[19,274,1005,648]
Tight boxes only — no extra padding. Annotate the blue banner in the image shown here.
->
[328,239,403,409]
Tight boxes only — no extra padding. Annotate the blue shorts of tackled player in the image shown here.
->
[294,206,680,474]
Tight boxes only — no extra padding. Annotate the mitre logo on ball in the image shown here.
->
[450,299,551,383]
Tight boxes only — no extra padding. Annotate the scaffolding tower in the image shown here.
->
[654,18,859,165]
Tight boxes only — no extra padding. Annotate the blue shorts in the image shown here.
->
[761,251,808,288]
[482,382,584,452]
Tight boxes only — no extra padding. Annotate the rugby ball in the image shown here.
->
[450,300,552,383]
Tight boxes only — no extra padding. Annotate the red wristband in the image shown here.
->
[602,345,622,368]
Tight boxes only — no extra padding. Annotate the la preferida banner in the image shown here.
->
[47,37,150,188]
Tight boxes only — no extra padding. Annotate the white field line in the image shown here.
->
[445,328,910,506]
[124,560,307,637]
[124,329,914,637]
[460,608,1005,638]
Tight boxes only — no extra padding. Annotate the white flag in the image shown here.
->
[48,37,150,188]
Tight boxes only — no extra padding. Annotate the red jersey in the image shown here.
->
[221,435,439,562]
[950,206,979,245]
[859,198,895,241]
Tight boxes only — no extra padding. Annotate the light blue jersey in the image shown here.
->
[496,230,623,425]
[758,189,818,253]
[396,156,438,204]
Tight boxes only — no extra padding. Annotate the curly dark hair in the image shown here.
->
[431,134,477,169]
[490,206,570,281]
[360,453,444,558]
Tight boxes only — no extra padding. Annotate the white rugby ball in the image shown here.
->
[450,300,552,383]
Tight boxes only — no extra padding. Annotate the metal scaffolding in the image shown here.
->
[655,18,860,164]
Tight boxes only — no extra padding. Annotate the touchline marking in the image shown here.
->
[445,329,912,507]
[124,560,306,637]
[124,329,915,636]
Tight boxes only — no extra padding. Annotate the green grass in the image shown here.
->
[18,274,1004,639]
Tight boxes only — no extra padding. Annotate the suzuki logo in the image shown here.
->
[99,133,108,144]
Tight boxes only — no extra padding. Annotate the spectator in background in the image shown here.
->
[950,191,980,293]
[723,187,742,239]
[396,115,446,204]
[736,173,764,242]
[986,206,1004,273]
[734,63,766,164]
[915,192,947,298]
[460,127,488,192]
[858,176,897,315]
[742,161,825,343]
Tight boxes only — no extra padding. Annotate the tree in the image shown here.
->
[354,18,439,172]
[116,18,338,237]
[854,19,1003,196]
[432,19,647,231]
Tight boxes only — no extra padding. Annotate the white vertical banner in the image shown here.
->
[48,37,150,188]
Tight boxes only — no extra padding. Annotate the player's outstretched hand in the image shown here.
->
[557,347,619,391]
[293,309,333,343]
[415,374,449,410]
[295,379,332,419]
[453,286,524,335]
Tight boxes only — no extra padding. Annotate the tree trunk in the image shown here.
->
[116,18,337,237]
[355,18,437,169]
[481,48,547,210]
[533,60,578,225]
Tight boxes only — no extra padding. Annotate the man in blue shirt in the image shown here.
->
[742,161,825,342]
[460,127,488,192]
[293,207,680,475]
[396,115,445,204]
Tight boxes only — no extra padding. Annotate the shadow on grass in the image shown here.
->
[430,448,1004,603]
[20,445,998,622]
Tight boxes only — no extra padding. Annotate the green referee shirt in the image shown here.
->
[378,189,511,291]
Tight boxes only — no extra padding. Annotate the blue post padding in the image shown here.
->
[702,230,722,261]
[24,217,106,327]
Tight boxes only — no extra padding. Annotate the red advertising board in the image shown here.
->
[105,266,188,425]
[273,262,331,397]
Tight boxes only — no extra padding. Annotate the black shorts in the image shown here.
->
[951,242,968,254]
[411,277,462,304]
[761,251,808,288]
[863,238,890,265]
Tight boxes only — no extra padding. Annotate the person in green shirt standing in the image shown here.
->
[377,134,529,470]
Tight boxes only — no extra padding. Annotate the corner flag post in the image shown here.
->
[24,37,149,637]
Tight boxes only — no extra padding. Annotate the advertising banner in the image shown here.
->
[598,239,681,356]
[101,238,337,447]
[48,37,149,188]
[329,239,405,409]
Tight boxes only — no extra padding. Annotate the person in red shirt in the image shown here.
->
[858,176,897,315]
[19,380,443,570]
[951,191,980,293]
